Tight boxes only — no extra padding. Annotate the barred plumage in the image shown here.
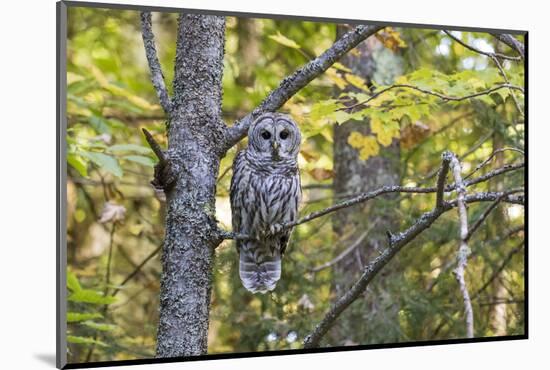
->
[230,113,302,293]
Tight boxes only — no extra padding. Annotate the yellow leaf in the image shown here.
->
[347,131,364,148]
[371,118,400,147]
[359,136,380,160]
[345,74,367,90]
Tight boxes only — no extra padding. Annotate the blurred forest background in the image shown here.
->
[65,7,525,363]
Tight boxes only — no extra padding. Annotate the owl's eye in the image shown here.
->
[261,131,271,140]
[279,130,289,140]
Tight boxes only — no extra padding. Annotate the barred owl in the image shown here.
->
[230,113,302,294]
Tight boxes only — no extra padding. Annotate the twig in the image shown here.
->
[491,56,524,115]
[223,24,384,151]
[471,241,525,301]
[466,189,524,242]
[448,152,474,338]
[442,31,524,115]
[443,30,521,61]
[112,244,162,297]
[140,11,172,114]
[302,155,521,348]
[142,128,166,164]
[285,162,523,230]
[341,83,524,111]
[464,147,524,179]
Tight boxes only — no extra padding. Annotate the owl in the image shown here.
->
[230,112,302,294]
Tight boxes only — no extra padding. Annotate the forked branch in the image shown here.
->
[302,152,523,348]
[448,152,474,338]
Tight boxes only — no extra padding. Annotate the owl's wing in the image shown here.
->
[279,171,301,255]
[230,151,258,251]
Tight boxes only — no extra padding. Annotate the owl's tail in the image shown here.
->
[239,242,281,294]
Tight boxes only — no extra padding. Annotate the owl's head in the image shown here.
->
[248,113,301,160]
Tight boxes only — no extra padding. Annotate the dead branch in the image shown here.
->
[302,152,522,348]
[448,152,474,338]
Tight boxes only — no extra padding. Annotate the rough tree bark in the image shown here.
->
[155,14,226,357]
[330,27,401,345]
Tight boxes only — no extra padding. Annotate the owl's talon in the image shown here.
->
[268,223,284,236]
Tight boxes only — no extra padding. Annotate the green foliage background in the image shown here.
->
[65,7,525,363]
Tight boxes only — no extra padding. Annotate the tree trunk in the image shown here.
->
[156,14,226,358]
[330,27,402,345]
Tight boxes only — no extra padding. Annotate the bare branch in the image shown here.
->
[448,152,474,338]
[112,244,162,297]
[443,30,521,61]
[466,189,524,242]
[140,11,172,114]
[491,33,525,59]
[284,162,523,230]
[223,25,384,151]
[471,241,525,300]
[464,148,524,179]
[142,128,166,164]
[302,154,522,348]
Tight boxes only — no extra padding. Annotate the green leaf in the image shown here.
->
[331,110,352,124]
[67,335,108,347]
[67,271,82,292]
[107,144,152,154]
[67,153,88,177]
[67,312,103,323]
[310,100,340,121]
[80,151,123,178]
[268,31,301,49]
[123,155,155,167]
[82,321,117,332]
[68,289,117,305]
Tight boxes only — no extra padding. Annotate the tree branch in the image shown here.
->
[491,33,525,59]
[141,128,166,164]
[283,161,523,230]
[302,153,522,348]
[466,189,523,242]
[443,30,521,61]
[471,241,525,300]
[140,11,172,115]
[448,152,474,338]
[223,24,384,151]
[442,31,524,115]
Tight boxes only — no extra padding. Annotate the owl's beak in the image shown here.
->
[271,141,280,160]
